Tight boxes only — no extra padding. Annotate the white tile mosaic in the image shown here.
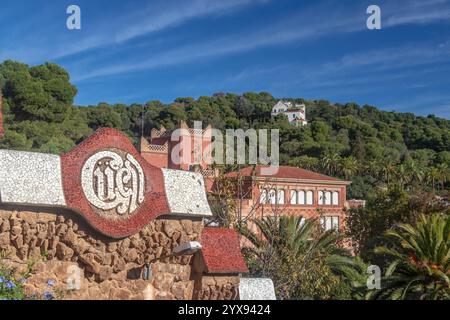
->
[0,150,66,206]
[239,278,277,300]
[162,169,212,217]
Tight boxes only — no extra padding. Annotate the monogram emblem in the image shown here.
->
[81,150,145,216]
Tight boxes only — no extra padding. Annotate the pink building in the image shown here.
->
[139,122,353,232]
[227,166,351,231]
[139,121,212,171]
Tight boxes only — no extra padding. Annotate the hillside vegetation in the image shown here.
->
[1,60,449,198]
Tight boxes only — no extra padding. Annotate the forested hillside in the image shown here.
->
[1,60,449,198]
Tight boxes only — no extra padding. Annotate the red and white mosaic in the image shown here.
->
[0,128,212,239]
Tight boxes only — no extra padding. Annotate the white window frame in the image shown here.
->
[321,216,340,231]
[318,191,324,205]
[332,217,339,230]
[306,191,313,205]
[332,191,339,206]
[290,190,298,205]
[298,190,306,205]
[325,191,332,205]
[260,189,268,204]
[268,189,277,205]
[277,189,285,205]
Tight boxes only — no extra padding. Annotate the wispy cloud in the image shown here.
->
[114,0,266,43]
[1,0,267,62]
[72,3,362,81]
[384,0,450,27]
[71,0,450,81]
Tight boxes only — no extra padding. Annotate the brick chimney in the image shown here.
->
[0,89,4,138]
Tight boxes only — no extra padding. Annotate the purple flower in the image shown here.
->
[46,279,55,287]
[6,280,15,289]
[0,276,4,283]
[43,291,54,300]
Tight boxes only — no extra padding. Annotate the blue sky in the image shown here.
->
[1,0,449,118]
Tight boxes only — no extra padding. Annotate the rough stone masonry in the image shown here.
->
[0,208,240,300]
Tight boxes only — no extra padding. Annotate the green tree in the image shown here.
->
[371,214,450,300]
[338,156,359,179]
[238,216,355,299]
[346,185,449,265]
[321,152,341,176]
[1,61,76,122]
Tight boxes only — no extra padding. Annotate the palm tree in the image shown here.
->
[371,214,450,300]
[405,160,424,185]
[322,153,341,176]
[366,160,382,180]
[326,255,370,300]
[426,167,440,192]
[238,216,356,299]
[238,216,345,262]
[395,164,410,187]
[379,159,397,184]
[338,156,359,179]
[436,163,449,191]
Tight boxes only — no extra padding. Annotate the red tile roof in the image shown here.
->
[200,227,248,274]
[228,165,347,183]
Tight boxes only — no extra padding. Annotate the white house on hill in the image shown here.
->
[271,100,307,126]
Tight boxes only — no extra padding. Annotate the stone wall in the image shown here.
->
[193,275,240,300]
[0,206,239,300]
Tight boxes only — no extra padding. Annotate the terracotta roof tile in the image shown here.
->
[227,165,347,183]
[200,227,248,274]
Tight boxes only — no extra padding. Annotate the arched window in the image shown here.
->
[318,191,324,205]
[325,191,332,205]
[269,189,277,205]
[332,191,339,205]
[290,190,297,205]
[259,189,267,204]
[306,191,313,205]
[298,190,306,205]
[277,190,285,205]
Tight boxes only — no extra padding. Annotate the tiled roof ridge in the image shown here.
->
[228,165,346,182]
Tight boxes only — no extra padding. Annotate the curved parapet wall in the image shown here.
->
[0,150,66,206]
[0,128,212,238]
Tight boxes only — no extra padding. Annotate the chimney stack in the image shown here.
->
[0,89,4,138]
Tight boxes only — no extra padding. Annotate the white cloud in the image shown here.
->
[114,0,264,43]
[72,4,362,81]
[1,0,267,62]
[383,0,450,27]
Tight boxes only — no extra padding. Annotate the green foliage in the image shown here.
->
[345,185,449,266]
[0,60,448,193]
[371,214,450,300]
[238,216,363,300]
[0,272,26,300]
[1,61,76,122]
[0,60,91,154]
[0,251,28,300]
